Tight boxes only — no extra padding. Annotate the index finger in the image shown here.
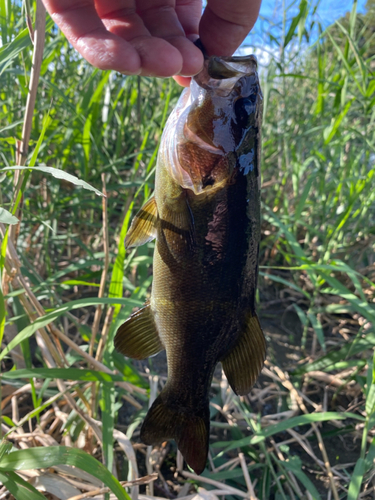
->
[200,0,262,56]
[42,0,142,73]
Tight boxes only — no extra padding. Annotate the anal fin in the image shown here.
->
[114,303,164,360]
[125,196,158,249]
[222,313,266,396]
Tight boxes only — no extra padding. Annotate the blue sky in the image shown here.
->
[258,0,367,22]
[240,0,368,52]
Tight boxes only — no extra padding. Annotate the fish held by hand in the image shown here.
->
[115,52,266,475]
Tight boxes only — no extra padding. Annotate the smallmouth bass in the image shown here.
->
[115,52,265,474]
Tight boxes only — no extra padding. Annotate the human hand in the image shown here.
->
[175,0,262,86]
[41,0,262,85]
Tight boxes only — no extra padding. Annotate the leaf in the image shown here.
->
[61,279,100,287]
[1,166,104,197]
[0,18,54,75]
[284,0,308,48]
[100,382,115,471]
[292,304,309,328]
[365,438,375,471]
[260,271,311,299]
[294,331,375,375]
[28,112,52,168]
[0,447,130,500]
[319,271,375,325]
[283,456,322,500]
[0,208,18,225]
[263,206,318,285]
[108,202,134,320]
[307,312,326,352]
[347,458,366,500]
[0,440,12,462]
[0,470,46,500]
[323,98,355,144]
[212,412,364,452]
[30,473,82,499]
[294,175,314,222]
[1,368,127,383]
[366,79,375,98]
[0,297,142,361]
[365,356,375,416]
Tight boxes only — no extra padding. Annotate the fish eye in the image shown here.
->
[234,96,256,128]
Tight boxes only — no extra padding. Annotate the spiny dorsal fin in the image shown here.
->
[125,196,158,249]
[221,313,266,396]
[114,303,164,360]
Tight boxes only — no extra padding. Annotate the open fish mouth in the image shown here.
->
[208,55,258,78]
[159,51,261,194]
[194,54,258,95]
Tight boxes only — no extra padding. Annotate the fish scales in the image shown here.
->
[115,52,266,474]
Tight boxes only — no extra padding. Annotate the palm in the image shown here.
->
[42,0,261,83]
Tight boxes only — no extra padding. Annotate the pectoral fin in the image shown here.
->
[222,313,266,396]
[125,196,158,249]
[114,303,164,360]
[159,194,195,260]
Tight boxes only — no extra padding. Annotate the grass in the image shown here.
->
[0,0,374,498]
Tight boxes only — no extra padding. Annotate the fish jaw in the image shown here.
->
[159,54,262,196]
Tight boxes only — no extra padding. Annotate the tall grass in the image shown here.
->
[0,0,374,499]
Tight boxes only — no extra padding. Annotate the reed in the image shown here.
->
[0,0,374,498]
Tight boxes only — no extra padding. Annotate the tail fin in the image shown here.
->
[140,390,209,475]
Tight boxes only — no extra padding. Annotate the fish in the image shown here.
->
[114,51,266,475]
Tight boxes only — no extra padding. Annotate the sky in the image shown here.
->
[258,0,367,22]
[239,0,369,56]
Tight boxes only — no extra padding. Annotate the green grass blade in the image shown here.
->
[0,297,142,361]
[0,447,131,500]
[213,412,364,452]
[283,456,322,500]
[2,368,128,382]
[0,440,12,462]
[294,175,314,222]
[260,271,311,299]
[100,382,115,471]
[307,312,326,352]
[284,0,308,48]
[0,18,53,75]
[2,166,104,197]
[347,458,366,500]
[294,331,375,374]
[108,204,134,319]
[319,271,375,324]
[323,98,355,144]
[0,470,46,500]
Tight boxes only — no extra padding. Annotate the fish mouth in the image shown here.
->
[194,54,258,94]
[160,52,260,195]
[208,55,258,79]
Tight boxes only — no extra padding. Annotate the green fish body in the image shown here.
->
[115,54,266,474]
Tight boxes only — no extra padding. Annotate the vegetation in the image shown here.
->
[0,0,374,499]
